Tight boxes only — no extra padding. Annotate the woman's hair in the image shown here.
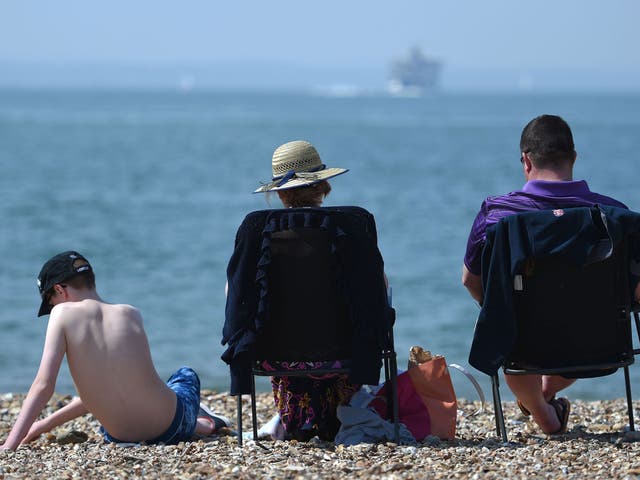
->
[276,180,332,208]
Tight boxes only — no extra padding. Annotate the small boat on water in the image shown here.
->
[388,47,442,96]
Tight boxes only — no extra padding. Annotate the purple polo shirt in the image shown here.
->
[464,180,628,275]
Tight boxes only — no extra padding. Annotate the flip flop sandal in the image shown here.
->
[517,399,531,417]
[549,397,570,434]
[517,395,556,417]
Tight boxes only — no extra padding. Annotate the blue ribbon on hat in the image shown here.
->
[276,169,297,187]
[273,164,326,187]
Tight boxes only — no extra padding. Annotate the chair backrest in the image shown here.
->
[472,206,640,442]
[506,238,634,374]
[469,206,639,377]
[255,226,352,361]
[223,206,393,392]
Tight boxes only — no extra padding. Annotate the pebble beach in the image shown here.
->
[2,391,640,479]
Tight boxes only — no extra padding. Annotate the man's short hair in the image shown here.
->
[520,114,576,168]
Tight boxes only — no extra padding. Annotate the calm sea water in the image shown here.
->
[1,89,639,401]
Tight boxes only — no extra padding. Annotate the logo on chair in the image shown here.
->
[553,209,565,217]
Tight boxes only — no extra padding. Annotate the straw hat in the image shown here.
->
[254,140,348,193]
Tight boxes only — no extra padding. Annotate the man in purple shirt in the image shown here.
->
[462,114,628,435]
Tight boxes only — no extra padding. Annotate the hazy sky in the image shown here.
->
[2,0,639,90]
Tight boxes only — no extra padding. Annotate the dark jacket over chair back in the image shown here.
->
[222,206,394,395]
[469,205,640,376]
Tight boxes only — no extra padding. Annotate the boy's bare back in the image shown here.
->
[0,252,212,451]
[50,299,177,441]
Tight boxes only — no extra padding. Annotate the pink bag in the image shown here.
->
[369,355,457,440]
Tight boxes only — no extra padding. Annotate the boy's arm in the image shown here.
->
[0,312,67,450]
[21,396,88,444]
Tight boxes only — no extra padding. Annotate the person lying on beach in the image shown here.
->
[462,114,640,436]
[0,251,228,450]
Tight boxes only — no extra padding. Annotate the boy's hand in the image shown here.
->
[21,419,49,444]
[0,440,18,451]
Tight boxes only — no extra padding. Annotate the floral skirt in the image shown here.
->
[264,361,361,441]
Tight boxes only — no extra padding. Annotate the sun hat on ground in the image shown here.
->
[254,140,348,193]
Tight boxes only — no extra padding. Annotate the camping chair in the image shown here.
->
[223,207,399,447]
[469,207,640,442]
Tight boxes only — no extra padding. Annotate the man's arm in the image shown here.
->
[462,264,484,305]
[0,313,67,450]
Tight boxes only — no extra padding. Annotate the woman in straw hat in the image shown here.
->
[253,140,364,441]
[254,140,348,207]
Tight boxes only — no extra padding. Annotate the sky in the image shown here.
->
[1,0,639,91]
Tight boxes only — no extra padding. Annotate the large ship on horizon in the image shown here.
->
[388,47,442,96]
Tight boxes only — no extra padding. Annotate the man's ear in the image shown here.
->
[521,152,533,173]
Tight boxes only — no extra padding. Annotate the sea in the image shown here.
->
[1,88,639,402]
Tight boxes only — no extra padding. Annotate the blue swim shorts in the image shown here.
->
[101,366,201,445]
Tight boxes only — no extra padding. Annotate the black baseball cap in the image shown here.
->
[37,251,92,317]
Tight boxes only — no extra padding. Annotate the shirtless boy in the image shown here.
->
[1,251,227,450]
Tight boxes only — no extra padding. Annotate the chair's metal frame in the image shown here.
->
[236,336,400,446]
[234,221,400,447]
[491,315,638,442]
[490,267,640,442]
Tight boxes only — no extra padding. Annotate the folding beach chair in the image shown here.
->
[222,206,399,446]
[468,206,640,442]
